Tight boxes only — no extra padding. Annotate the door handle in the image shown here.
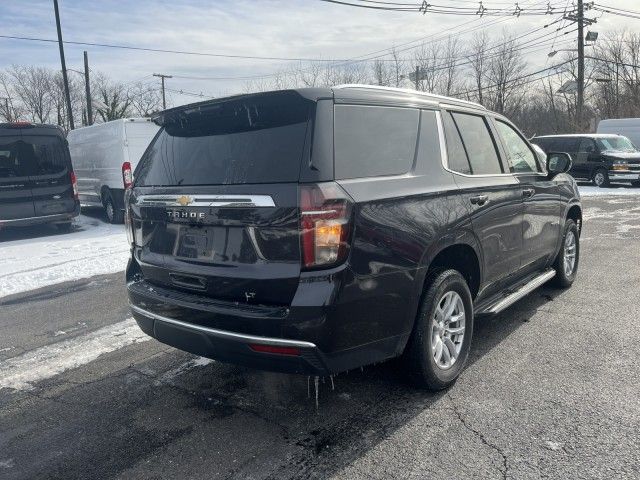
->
[470,195,489,206]
[522,188,535,198]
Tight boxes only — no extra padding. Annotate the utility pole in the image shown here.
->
[576,0,584,131]
[153,73,172,109]
[83,51,93,125]
[53,0,74,130]
[415,66,420,90]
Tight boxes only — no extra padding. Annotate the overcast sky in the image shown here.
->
[1,0,638,106]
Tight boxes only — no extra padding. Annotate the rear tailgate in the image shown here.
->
[130,184,301,305]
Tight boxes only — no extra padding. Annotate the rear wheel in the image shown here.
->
[404,270,474,390]
[593,169,609,188]
[551,219,579,288]
[103,190,124,224]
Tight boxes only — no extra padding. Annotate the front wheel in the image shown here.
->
[551,219,579,288]
[404,270,474,390]
[593,169,609,188]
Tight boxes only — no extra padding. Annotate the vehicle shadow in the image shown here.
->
[0,206,108,243]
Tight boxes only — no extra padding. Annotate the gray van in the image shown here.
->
[0,123,79,231]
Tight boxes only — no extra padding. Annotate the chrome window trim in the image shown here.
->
[135,194,276,208]
[130,304,317,349]
[435,110,516,179]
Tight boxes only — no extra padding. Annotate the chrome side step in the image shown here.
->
[479,269,556,315]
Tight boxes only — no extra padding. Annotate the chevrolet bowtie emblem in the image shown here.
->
[176,195,192,206]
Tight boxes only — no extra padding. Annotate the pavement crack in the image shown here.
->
[448,393,508,480]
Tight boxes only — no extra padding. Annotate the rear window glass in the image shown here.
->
[0,135,69,178]
[334,105,419,179]
[135,92,312,186]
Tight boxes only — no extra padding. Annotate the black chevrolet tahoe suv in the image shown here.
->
[532,133,640,188]
[126,86,581,390]
[0,122,80,230]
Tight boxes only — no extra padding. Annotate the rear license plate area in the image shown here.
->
[176,228,211,259]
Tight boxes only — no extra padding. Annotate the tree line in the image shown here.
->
[1,29,639,137]
[0,67,163,131]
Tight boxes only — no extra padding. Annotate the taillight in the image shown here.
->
[300,182,353,270]
[122,162,133,189]
[69,171,79,200]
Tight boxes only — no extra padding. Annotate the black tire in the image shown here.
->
[55,222,73,233]
[404,269,474,390]
[592,168,609,188]
[550,219,579,288]
[103,191,124,224]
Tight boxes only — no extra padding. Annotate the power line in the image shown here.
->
[319,0,569,15]
[0,33,410,62]
[592,5,640,20]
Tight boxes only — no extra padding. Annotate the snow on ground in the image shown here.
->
[0,214,129,299]
[578,185,640,197]
[0,318,149,391]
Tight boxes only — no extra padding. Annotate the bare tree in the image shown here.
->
[93,74,132,122]
[441,36,461,96]
[467,31,489,105]
[414,41,443,92]
[485,32,527,116]
[129,82,163,117]
[8,66,53,123]
[0,72,20,122]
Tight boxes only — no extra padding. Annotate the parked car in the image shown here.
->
[597,117,640,148]
[532,134,640,187]
[0,122,79,231]
[125,86,581,390]
[67,118,159,223]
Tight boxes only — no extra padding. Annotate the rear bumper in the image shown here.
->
[130,304,329,375]
[0,205,80,228]
[126,265,410,375]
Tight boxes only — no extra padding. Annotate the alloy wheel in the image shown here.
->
[430,291,466,370]
[564,230,577,276]
[594,172,605,187]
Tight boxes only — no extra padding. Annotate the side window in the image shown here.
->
[495,120,540,173]
[577,138,596,154]
[441,111,471,174]
[451,112,503,175]
[558,138,578,153]
[334,105,419,180]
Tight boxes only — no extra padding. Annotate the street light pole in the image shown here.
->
[53,0,74,130]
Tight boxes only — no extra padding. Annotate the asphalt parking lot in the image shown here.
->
[1,194,639,480]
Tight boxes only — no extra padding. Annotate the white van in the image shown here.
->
[597,118,640,149]
[68,118,159,223]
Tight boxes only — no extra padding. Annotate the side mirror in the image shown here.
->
[546,152,572,178]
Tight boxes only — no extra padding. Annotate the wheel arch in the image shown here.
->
[566,203,582,235]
